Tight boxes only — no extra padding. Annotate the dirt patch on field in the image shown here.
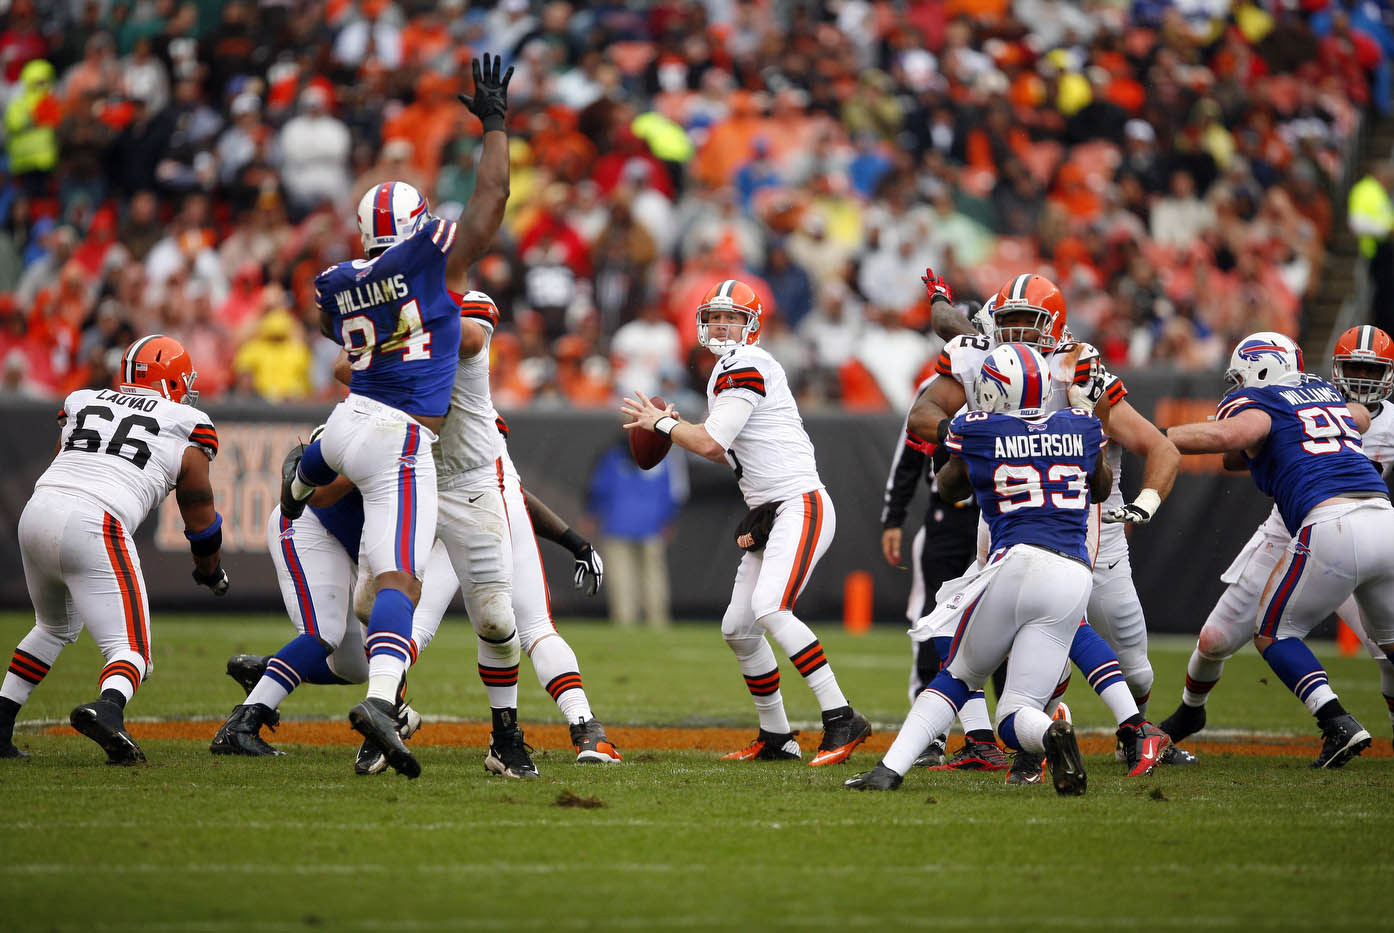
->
[41,720,1392,759]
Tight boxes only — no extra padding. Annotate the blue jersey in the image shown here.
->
[946,408,1105,564]
[308,489,364,558]
[1216,375,1386,534]
[315,217,462,417]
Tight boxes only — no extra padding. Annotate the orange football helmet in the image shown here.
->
[118,335,199,404]
[1332,324,1394,404]
[696,279,762,354]
[992,273,1067,352]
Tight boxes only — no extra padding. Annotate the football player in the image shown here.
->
[846,344,1108,794]
[1163,331,1394,767]
[621,279,872,766]
[279,55,513,778]
[0,336,227,763]
[909,272,1184,777]
[209,438,421,758]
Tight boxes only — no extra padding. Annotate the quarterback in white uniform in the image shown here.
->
[0,336,228,763]
[1160,325,1394,746]
[622,279,872,766]
[909,272,1183,775]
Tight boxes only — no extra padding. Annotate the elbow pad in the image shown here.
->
[185,512,223,557]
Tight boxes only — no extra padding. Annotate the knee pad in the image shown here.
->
[466,532,509,584]
[1197,620,1248,660]
[469,582,515,642]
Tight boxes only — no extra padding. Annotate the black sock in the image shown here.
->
[101,689,127,710]
[821,704,852,724]
[967,729,997,744]
[0,696,18,743]
[1121,713,1145,730]
[1316,699,1347,723]
[491,707,516,733]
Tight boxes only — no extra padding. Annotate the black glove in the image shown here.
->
[193,564,230,597]
[459,53,514,133]
[734,501,780,552]
[573,543,603,597]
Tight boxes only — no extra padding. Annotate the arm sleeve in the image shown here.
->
[881,422,926,528]
[455,289,500,328]
[703,394,757,449]
[711,365,767,401]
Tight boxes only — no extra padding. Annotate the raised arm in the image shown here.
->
[445,55,513,289]
[1168,408,1273,456]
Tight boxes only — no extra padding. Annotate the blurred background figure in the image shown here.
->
[586,434,687,629]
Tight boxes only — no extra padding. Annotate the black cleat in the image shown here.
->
[225,654,270,696]
[1159,744,1198,765]
[912,736,948,768]
[843,761,903,791]
[1312,714,1371,769]
[1005,750,1047,785]
[570,718,623,763]
[1159,701,1206,744]
[810,707,872,766]
[349,698,420,778]
[70,699,145,764]
[1042,720,1087,796]
[210,703,284,757]
[0,742,29,759]
[279,445,309,520]
[721,729,802,761]
[354,702,422,775]
[484,724,539,779]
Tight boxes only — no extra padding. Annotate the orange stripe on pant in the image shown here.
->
[779,492,823,611]
[102,515,148,661]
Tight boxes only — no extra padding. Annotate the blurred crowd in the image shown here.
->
[0,0,1388,411]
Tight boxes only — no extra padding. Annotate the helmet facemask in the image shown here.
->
[992,307,1060,352]
[1333,356,1394,404]
[697,304,759,355]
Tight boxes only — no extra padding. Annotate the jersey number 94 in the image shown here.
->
[342,300,433,371]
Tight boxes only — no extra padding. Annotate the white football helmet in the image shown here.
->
[974,343,1052,417]
[356,181,430,255]
[1223,332,1304,394]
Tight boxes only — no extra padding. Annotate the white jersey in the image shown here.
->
[704,344,822,507]
[1225,397,1394,582]
[433,290,504,484]
[936,333,1130,555]
[36,387,218,531]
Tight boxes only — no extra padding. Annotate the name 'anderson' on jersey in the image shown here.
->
[315,216,461,418]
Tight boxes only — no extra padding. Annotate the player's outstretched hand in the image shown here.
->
[1102,489,1162,525]
[459,53,514,132]
[921,267,953,304]
[193,564,230,597]
[620,390,676,432]
[573,542,604,596]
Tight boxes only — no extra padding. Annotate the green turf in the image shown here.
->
[1,613,1392,931]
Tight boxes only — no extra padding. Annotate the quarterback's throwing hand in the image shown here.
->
[573,543,604,596]
[1102,489,1162,525]
[460,53,514,132]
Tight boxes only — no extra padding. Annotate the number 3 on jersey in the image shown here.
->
[343,299,433,371]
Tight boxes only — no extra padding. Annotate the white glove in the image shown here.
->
[1102,488,1162,525]
[1067,358,1108,412]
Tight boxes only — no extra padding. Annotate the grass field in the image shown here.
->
[2,612,1392,931]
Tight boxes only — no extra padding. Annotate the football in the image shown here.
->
[628,395,673,469]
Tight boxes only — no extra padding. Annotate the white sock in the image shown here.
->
[530,634,593,724]
[725,633,791,734]
[1009,707,1054,754]
[1099,681,1139,725]
[883,690,957,774]
[957,694,992,735]
[246,678,290,710]
[1182,649,1226,707]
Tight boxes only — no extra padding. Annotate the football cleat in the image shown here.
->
[1158,701,1206,744]
[210,703,284,757]
[1052,702,1072,723]
[810,708,872,766]
[349,698,420,779]
[913,735,948,768]
[928,739,1009,771]
[843,761,903,791]
[1005,750,1046,786]
[570,718,623,764]
[354,702,422,776]
[1311,714,1371,769]
[1118,720,1171,777]
[721,729,802,761]
[484,724,539,779]
[1042,720,1087,796]
[70,699,146,765]
[279,443,309,521]
[225,654,270,696]
[1159,744,1198,765]
[0,742,29,759]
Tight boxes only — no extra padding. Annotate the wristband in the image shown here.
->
[481,114,505,133]
[654,416,679,437]
[905,430,935,455]
[558,528,587,557]
[186,513,223,557]
[1134,488,1162,516]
